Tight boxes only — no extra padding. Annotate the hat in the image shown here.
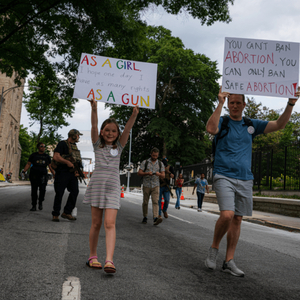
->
[68,129,83,137]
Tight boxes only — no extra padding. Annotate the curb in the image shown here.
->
[178,203,300,233]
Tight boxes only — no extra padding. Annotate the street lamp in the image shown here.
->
[0,85,40,119]
[126,129,132,192]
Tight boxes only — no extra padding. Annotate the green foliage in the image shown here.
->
[109,26,220,168]
[23,74,74,145]
[260,174,300,189]
[19,125,35,171]
[0,0,233,84]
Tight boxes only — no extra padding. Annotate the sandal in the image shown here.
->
[86,256,102,269]
[104,260,116,273]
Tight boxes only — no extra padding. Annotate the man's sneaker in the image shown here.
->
[205,247,219,270]
[142,217,147,224]
[153,217,162,225]
[222,260,245,277]
[198,208,202,212]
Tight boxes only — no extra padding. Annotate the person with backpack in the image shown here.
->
[159,157,174,219]
[205,86,299,277]
[138,148,165,225]
[51,129,83,222]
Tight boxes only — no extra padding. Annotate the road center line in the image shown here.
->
[62,276,81,300]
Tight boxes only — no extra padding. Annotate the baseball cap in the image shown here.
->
[68,129,83,137]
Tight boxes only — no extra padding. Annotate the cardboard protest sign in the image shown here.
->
[73,53,158,109]
[222,37,299,98]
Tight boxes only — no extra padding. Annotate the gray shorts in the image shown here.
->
[213,174,253,216]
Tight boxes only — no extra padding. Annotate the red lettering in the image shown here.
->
[87,89,95,100]
[133,63,140,72]
[131,95,139,105]
[90,56,97,66]
[224,51,232,63]
[122,93,129,104]
[81,55,89,65]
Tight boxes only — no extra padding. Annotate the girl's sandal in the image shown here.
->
[104,260,116,274]
[86,256,102,269]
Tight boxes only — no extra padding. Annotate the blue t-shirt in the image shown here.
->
[213,117,268,180]
[195,178,208,193]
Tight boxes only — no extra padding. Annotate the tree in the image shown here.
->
[109,26,220,168]
[0,0,234,84]
[23,74,74,145]
[19,125,35,171]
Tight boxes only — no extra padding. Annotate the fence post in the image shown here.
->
[270,149,273,190]
[258,151,262,191]
[284,146,287,190]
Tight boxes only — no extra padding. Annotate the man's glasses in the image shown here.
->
[40,145,45,148]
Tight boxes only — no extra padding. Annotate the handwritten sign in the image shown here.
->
[222,37,299,98]
[73,53,158,109]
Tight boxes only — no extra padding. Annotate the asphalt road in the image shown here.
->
[0,184,300,300]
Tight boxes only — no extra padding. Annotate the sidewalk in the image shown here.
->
[170,194,300,233]
[0,180,31,187]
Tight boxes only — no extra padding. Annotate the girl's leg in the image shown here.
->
[104,208,118,262]
[89,206,103,262]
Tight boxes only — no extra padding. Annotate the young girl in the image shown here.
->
[83,99,139,273]
[174,173,184,209]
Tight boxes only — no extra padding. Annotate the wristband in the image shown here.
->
[288,102,295,106]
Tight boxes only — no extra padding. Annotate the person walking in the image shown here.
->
[174,173,184,209]
[51,129,83,222]
[83,99,139,274]
[204,86,299,277]
[138,148,165,225]
[23,142,54,211]
[158,157,174,218]
[192,173,209,212]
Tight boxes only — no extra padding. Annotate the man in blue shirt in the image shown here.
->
[205,86,299,277]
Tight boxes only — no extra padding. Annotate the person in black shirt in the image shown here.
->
[51,129,83,222]
[23,142,54,211]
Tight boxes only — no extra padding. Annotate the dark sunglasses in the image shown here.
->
[39,145,46,148]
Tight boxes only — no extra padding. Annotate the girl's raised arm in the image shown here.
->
[89,99,99,144]
[119,106,139,147]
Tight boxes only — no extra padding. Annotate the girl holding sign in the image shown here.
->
[83,99,139,273]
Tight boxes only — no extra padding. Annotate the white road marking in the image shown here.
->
[168,214,194,224]
[62,276,81,300]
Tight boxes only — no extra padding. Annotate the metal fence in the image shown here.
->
[120,142,300,191]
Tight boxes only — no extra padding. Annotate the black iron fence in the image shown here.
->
[120,142,300,191]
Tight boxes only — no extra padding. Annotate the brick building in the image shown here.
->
[0,72,25,181]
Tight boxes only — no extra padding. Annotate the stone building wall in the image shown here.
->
[0,72,25,181]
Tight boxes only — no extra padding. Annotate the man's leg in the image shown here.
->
[152,187,162,225]
[52,173,67,217]
[225,215,243,261]
[64,174,79,215]
[162,187,170,218]
[142,186,150,218]
[30,177,38,210]
[211,210,235,249]
[158,187,163,217]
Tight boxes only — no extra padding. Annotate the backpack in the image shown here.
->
[211,116,254,165]
[139,159,162,183]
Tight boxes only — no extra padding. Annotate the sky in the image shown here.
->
[20,0,300,163]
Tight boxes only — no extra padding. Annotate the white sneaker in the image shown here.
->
[198,208,202,212]
[222,260,245,277]
[205,247,219,270]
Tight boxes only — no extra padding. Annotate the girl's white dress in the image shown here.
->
[83,139,124,209]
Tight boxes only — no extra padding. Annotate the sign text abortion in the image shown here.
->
[222,37,299,98]
[73,53,158,109]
